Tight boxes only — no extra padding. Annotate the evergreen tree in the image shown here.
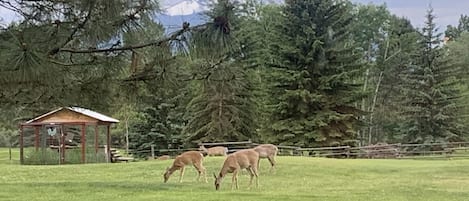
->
[267,0,364,147]
[0,0,160,115]
[445,15,469,40]
[399,8,466,144]
[182,0,259,143]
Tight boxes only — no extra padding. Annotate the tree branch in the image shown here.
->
[48,2,94,55]
[58,23,207,54]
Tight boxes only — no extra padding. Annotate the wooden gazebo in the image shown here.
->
[19,107,119,165]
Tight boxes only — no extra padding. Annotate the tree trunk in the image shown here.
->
[368,71,383,145]
[125,116,130,155]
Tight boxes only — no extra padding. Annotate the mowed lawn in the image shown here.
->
[1,148,469,201]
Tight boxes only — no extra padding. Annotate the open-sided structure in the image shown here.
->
[19,107,119,165]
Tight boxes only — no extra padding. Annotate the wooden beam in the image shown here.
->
[34,126,39,151]
[94,125,98,154]
[60,125,65,164]
[106,125,111,163]
[81,124,86,163]
[19,125,24,165]
[199,140,252,146]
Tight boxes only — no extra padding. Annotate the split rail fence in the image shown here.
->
[128,141,469,159]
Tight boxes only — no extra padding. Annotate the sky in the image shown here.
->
[351,0,469,29]
[1,0,468,29]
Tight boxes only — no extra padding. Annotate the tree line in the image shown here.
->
[1,0,469,153]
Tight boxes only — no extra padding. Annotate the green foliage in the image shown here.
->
[445,15,469,40]
[365,15,420,143]
[266,0,364,147]
[445,33,469,141]
[398,8,467,144]
[2,0,469,150]
[184,62,258,143]
[0,0,160,117]
[130,98,185,157]
[182,0,259,143]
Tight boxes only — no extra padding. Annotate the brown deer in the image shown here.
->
[213,149,260,190]
[163,151,207,183]
[199,145,228,156]
[157,155,170,160]
[253,144,278,172]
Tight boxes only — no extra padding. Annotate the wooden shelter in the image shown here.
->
[19,107,119,165]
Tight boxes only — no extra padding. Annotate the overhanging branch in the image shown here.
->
[58,23,208,54]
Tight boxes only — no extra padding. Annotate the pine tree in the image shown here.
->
[267,0,364,147]
[445,15,469,40]
[182,0,258,143]
[399,8,466,144]
[0,0,160,114]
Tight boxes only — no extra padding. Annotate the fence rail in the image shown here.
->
[125,141,469,160]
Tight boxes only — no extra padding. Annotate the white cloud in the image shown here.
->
[0,7,21,26]
[163,0,206,16]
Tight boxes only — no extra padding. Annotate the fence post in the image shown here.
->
[151,145,155,159]
[346,146,350,158]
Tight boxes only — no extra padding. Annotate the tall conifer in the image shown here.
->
[268,0,364,146]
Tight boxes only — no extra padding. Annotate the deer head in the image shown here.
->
[213,173,222,190]
[163,167,171,183]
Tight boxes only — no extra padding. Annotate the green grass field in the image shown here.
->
[1,148,469,201]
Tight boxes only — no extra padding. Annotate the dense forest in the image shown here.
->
[1,0,469,152]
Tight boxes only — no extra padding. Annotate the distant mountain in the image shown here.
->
[161,0,208,16]
[156,0,282,33]
[156,13,206,33]
[157,0,209,33]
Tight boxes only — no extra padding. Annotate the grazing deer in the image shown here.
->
[253,144,278,172]
[213,149,260,190]
[157,155,170,160]
[199,145,228,156]
[163,151,207,183]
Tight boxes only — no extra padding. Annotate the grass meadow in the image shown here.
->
[1,148,469,201]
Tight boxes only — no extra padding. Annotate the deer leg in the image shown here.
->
[193,164,200,182]
[194,163,207,183]
[267,156,276,173]
[202,166,207,183]
[231,169,239,190]
[252,165,259,188]
[179,166,185,183]
[247,168,255,188]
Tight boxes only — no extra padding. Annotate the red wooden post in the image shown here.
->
[34,126,40,151]
[106,124,111,162]
[60,125,65,164]
[95,125,98,154]
[19,125,24,165]
[81,124,86,163]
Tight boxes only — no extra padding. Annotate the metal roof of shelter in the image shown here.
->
[25,107,119,124]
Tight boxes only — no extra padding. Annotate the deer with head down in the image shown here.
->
[199,145,228,156]
[253,144,278,172]
[163,151,207,183]
[213,149,260,190]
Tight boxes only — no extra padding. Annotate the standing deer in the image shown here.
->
[213,149,260,190]
[253,144,278,172]
[163,151,207,183]
[199,145,228,156]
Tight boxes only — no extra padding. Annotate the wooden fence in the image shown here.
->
[128,141,469,159]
